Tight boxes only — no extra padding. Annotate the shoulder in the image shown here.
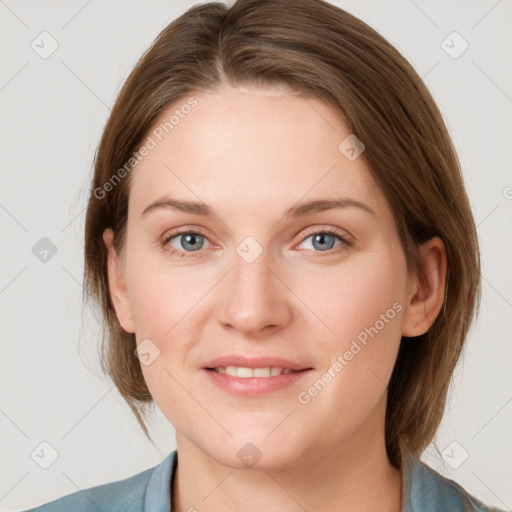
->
[20,468,152,512]
[20,451,176,512]
[404,454,506,512]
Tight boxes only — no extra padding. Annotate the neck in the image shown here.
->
[172,405,402,512]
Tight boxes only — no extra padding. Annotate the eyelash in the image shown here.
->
[161,227,354,258]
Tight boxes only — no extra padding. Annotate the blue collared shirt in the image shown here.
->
[22,450,505,511]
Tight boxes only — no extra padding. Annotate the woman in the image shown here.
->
[22,0,504,510]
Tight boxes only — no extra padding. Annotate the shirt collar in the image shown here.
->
[145,449,457,512]
[144,450,177,512]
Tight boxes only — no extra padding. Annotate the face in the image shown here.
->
[107,84,415,469]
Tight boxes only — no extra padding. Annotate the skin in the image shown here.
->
[103,83,447,512]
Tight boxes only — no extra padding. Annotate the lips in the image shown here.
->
[203,355,313,396]
[212,366,295,378]
[202,355,312,372]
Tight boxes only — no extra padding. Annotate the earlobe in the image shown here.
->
[402,237,447,337]
[103,229,135,333]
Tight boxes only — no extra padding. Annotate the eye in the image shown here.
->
[163,230,211,257]
[297,228,353,255]
[162,227,353,258]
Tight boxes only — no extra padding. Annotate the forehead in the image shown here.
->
[129,84,385,218]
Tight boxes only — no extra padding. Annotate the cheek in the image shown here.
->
[288,245,406,341]
[125,260,207,430]
[126,246,209,339]
[124,248,215,401]
[293,249,406,427]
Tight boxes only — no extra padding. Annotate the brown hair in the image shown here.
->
[84,0,480,469]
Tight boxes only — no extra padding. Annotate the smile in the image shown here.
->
[204,367,311,396]
[209,366,299,377]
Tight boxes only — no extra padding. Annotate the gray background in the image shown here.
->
[1,0,511,510]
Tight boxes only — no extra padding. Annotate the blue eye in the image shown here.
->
[165,232,209,254]
[300,231,341,252]
[162,227,352,258]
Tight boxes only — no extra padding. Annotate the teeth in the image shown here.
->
[213,366,295,378]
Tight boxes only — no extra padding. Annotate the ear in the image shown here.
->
[402,237,447,337]
[103,228,135,333]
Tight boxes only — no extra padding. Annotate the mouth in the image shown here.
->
[202,356,313,396]
[202,355,312,373]
[206,366,305,378]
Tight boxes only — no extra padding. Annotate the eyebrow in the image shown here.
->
[141,196,376,218]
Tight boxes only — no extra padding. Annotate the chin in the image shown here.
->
[204,434,303,471]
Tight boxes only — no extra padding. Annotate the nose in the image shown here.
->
[216,248,293,337]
